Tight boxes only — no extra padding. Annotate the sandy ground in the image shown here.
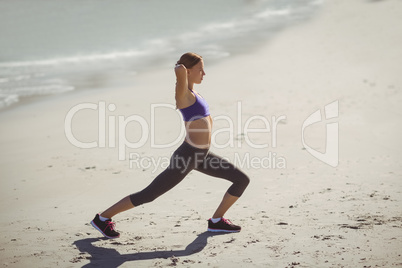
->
[1,0,401,267]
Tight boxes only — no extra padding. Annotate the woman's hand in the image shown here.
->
[175,63,187,76]
[175,63,188,101]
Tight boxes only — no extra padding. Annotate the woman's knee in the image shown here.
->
[228,171,250,197]
[237,171,250,190]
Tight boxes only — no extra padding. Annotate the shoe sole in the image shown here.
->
[207,228,241,233]
[90,220,120,239]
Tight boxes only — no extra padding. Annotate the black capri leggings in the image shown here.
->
[129,141,250,207]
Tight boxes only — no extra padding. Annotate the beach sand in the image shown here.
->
[1,0,401,267]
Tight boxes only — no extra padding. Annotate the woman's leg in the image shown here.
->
[100,168,190,219]
[100,163,192,219]
[99,142,206,219]
[195,151,250,218]
[100,196,134,219]
[212,192,239,218]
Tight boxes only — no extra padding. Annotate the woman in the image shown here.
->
[91,52,250,239]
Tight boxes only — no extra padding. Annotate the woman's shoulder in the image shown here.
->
[176,89,196,109]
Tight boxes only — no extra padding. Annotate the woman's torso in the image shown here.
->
[177,90,212,149]
[184,115,212,149]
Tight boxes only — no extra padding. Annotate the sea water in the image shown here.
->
[0,0,322,109]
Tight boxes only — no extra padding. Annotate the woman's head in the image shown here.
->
[177,52,202,69]
[177,52,205,85]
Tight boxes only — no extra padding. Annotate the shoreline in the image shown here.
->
[0,1,323,114]
[1,0,401,267]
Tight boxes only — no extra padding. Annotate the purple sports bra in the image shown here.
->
[179,90,210,121]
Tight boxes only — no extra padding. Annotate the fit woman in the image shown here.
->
[91,52,250,239]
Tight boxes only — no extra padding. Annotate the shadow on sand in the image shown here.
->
[73,231,226,267]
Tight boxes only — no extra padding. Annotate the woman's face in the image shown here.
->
[188,60,205,84]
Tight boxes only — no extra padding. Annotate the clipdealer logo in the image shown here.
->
[64,100,339,169]
[301,100,339,167]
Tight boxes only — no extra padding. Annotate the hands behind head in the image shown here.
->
[175,63,187,75]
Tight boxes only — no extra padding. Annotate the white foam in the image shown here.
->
[255,9,291,19]
[1,84,74,96]
[0,94,19,109]
[0,49,148,68]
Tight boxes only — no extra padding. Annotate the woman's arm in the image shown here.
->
[175,64,188,101]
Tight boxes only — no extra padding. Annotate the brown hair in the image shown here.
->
[177,52,202,69]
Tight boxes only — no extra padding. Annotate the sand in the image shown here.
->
[1,0,401,267]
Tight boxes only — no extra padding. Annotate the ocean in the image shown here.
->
[0,0,322,109]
